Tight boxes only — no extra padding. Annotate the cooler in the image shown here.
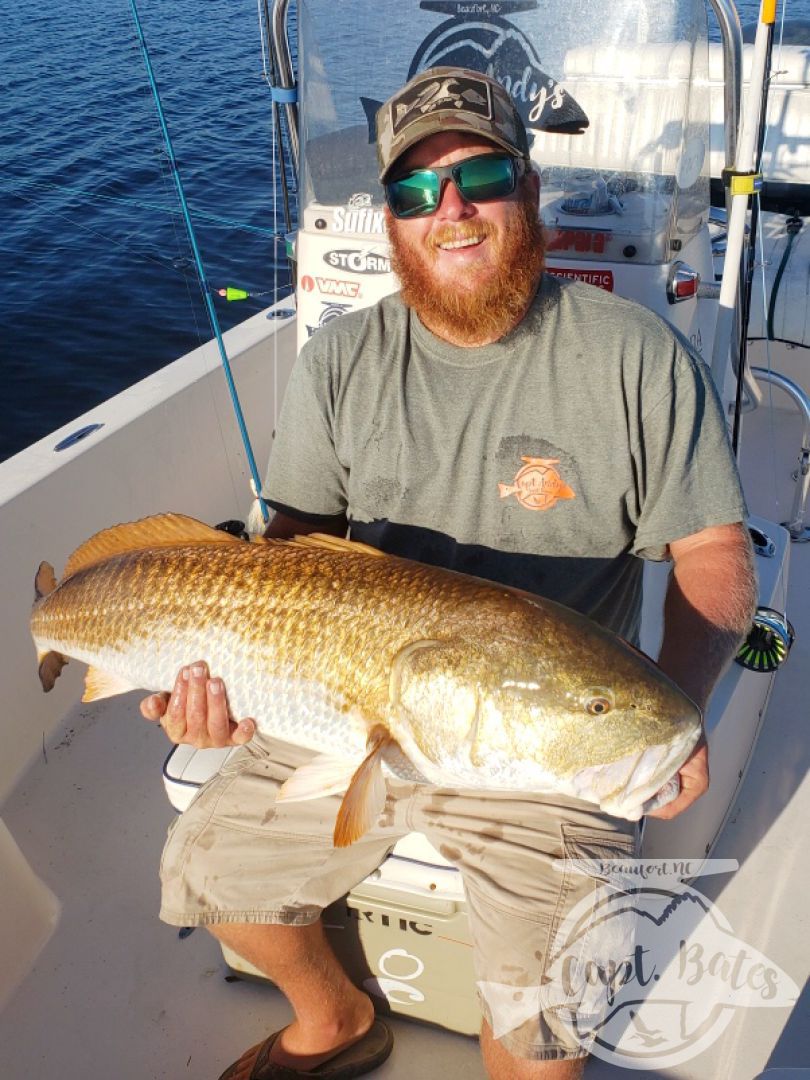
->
[163,744,481,1034]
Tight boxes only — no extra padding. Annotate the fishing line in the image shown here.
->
[2,175,283,239]
[756,0,792,603]
[129,0,269,524]
[152,128,209,358]
[247,0,299,534]
[4,180,276,315]
[4,184,204,282]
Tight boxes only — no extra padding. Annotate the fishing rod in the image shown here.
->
[710,0,777,423]
[128,0,270,525]
[730,0,779,456]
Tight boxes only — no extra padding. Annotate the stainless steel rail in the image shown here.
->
[707,0,743,172]
[271,0,299,172]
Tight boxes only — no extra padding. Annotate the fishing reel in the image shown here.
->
[735,607,794,673]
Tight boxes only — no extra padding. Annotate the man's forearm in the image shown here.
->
[656,523,757,711]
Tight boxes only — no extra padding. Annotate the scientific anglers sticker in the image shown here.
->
[478,859,798,1070]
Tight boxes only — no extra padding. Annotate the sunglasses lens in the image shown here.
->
[386,154,521,218]
[387,171,440,218]
[455,155,516,202]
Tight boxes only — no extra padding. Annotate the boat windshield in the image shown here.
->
[296,0,710,264]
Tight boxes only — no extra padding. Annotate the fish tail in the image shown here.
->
[34,561,58,602]
[498,483,517,499]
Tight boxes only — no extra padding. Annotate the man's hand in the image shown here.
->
[647,736,709,820]
[140,661,256,748]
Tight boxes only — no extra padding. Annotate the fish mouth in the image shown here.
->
[569,730,701,820]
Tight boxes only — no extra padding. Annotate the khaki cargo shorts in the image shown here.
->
[160,734,639,1061]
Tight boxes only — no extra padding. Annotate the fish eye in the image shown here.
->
[585,694,613,716]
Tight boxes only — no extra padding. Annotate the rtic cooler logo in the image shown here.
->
[306,301,353,338]
[361,0,589,142]
[323,249,392,275]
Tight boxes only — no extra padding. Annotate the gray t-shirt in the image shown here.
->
[264,275,746,643]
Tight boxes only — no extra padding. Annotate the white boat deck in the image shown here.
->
[1,398,809,1080]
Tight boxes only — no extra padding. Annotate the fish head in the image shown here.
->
[390,626,703,819]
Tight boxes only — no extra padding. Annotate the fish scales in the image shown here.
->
[31,514,703,836]
[31,540,523,752]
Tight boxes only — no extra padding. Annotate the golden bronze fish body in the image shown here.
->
[31,514,702,842]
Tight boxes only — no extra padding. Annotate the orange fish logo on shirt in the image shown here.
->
[498,457,576,511]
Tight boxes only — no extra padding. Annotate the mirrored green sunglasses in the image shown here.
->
[385,152,528,219]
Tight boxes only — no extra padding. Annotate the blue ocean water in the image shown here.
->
[0,0,790,462]
[1,0,293,462]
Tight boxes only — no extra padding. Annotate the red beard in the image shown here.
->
[387,193,546,345]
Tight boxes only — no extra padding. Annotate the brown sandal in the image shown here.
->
[216,1018,394,1079]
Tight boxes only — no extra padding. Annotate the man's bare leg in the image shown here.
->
[480,1021,586,1080]
[209,919,375,1075]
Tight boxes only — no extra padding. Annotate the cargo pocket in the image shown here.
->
[539,824,639,1049]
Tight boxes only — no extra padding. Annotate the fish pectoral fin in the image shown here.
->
[38,651,68,692]
[81,667,139,702]
[334,725,393,848]
[276,755,358,802]
[34,562,58,601]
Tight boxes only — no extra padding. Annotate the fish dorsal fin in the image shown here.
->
[282,533,387,559]
[63,513,240,578]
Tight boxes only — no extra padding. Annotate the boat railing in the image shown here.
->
[751,367,810,540]
[708,0,743,172]
[270,0,298,170]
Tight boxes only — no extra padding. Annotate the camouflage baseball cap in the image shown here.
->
[376,67,529,181]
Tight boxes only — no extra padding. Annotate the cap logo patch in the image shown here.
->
[391,75,493,136]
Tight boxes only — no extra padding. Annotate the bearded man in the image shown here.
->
[143,68,756,1080]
